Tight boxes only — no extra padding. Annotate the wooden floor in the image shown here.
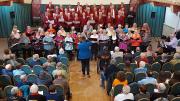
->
[69,60,110,101]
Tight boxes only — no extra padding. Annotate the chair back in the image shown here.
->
[13,75,21,85]
[26,57,33,65]
[113,84,123,97]
[16,58,25,65]
[0,75,12,88]
[54,84,64,96]
[59,57,69,66]
[162,62,173,72]
[171,97,180,101]
[147,56,154,64]
[129,82,139,95]
[130,63,138,72]
[117,63,125,71]
[173,63,180,72]
[21,65,32,74]
[146,83,155,94]
[4,85,14,97]
[33,65,43,75]
[126,72,134,84]
[46,66,56,74]
[27,74,38,83]
[135,72,146,82]
[170,82,180,96]
[39,57,47,64]
[151,62,161,72]
[152,71,159,79]
[115,57,123,64]
[154,55,162,63]
[138,98,150,101]
[38,85,49,96]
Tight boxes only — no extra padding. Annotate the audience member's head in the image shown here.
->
[20,74,27,82]
[4,49,10,55]
[147,71,153,77]
[139,85,147,94]
[5,64,12,70]
[33,54,39,61]
[55,70,63,79]
[56,62,62,70]
[173,53,180,59]
[49,85,56,93]
[116,71,126,82]
[139,61,146,68]
[30,84,39,94]
[140,53,146,58]
[114,46,120,52]
[122,85,131,94]
[136,47,140,52]
[11,87,19,96]
[59,48,65,55]
[157,83,166,93]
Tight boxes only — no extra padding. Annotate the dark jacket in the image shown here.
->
[78,41,92,59]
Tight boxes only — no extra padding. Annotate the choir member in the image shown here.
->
[65,13,73,31]
[130,30,142,51]
[98,28,109,53]
[59,5,64,13]
[64,33,74,60]
[107,26,117,51]
[46,1,54,13]
[75,2,82,13]
[97,12,104,27]
[106,12,113,27]
[25,26,34,41]
[88,13,96,27]
[80,12,88,31]
[73,13,81,32]
[58,12,65,28]
[115,10,125,27]
[118,31,129,52]
[54,30,64,49]
[47,24,56,36]
[83,21,93,37]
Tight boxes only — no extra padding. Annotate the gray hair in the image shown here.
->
[122,85,131,94]
[30,84,39,93]
[11,87,19,95]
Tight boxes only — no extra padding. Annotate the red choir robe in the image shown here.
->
[80,16,88,28]
[106,15,113,26]
[57,15,65,27]
[46,5,54,13]
[115,15,125,27]
[65,16,73,28]
[88,16,96,27]
[97,16,104,26]
[73,16,81,28]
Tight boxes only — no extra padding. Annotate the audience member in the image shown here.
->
[2,64,13,77]
[52,62,67,79]
[134,61,147,75]
[150,83,168,101]
[114,85,134,101]
[3,49,11,61]
[37,71,52,87]
[7,87,25,101]
[6,54,20,68]
[53,70,71,99]
[46,85,64,101]
[29,54,42,67]
[27,84,46,101]
[135,85,150,101]
[13,65,25,76]
[138,71,157,85]
[111,46,123,59]
[112,71,128,87]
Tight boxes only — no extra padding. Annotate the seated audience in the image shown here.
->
[135,85,150,101]
[114,85,134,101]
[111,46,123,59]
[2,64,13,77]
[137,53,148,66]
[3,49,12,61]
[46,85,64,101]
[37,71,52,87]
[112,71,128,87]
[29,54,42,67]
[53,70,71,99]
[138,71,157,85]
[150,83,168,101]
[52,62,67,79]
[7,87,25,101]
[168,71,180,86]
[27,84,46,101]
[134,61,147,75]
[13,65,25,76]
[134,47,141,57]
[6,54,20,68]
[170,53,180,65]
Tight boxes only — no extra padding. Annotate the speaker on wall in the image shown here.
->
[151,12,156,19]
[10,11,15,19]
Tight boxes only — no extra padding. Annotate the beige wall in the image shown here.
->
[24,0,32,4]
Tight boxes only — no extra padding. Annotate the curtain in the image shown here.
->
[135,3,166,37]
[0,3,32,38]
